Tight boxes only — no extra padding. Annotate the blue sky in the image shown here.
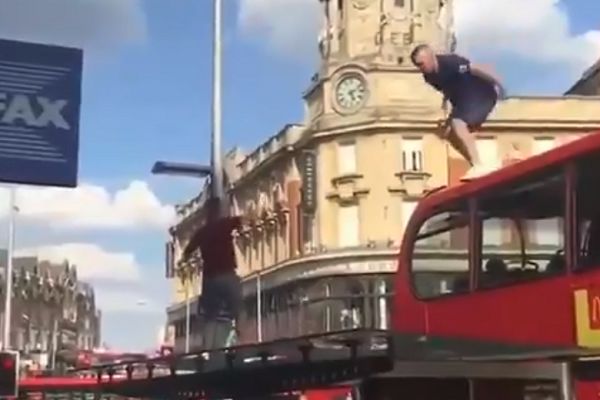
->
[0,0,598,351]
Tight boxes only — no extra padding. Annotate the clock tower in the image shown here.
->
[303,0,456,130]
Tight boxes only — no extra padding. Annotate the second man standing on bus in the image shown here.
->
[183,197,245,347]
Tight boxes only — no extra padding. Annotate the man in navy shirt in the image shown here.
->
[411,44,505,180]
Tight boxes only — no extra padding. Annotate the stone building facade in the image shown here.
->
[0,252,101,371]
[165,0,600,353]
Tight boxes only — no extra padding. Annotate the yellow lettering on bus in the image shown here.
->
[574,289,600,347]
[592,295,600,328]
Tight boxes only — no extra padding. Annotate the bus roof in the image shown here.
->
[419,131,600,210]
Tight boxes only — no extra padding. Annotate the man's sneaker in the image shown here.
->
[460,164,496,181]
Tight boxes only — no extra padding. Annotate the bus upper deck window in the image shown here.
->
[411,201,470,299]
[575,155,600,270]
[477,171,566,289]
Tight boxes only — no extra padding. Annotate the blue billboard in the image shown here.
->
[0,39,82,187]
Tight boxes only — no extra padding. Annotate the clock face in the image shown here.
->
[335,75,367,111]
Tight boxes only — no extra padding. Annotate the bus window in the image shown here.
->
[477,171,566,289]
[412,200,470,298]
[575,154,600,270]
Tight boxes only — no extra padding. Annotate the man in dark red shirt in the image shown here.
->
[183,197,244,332]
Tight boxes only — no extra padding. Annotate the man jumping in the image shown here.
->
[410,44,505,180]
[183,197,245,348]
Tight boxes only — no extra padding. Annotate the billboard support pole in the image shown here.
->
[3,188,16,349]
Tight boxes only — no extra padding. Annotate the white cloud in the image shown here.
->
[16,242,142,282]
[16,243,166,320]
[237,0,600,72]
[455,0,600,72]
[0,0,147,55]
[238,0,321,59]
[0,181,175,230]
[94,289,162,314]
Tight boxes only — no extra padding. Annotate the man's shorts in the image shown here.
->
[451,96,497,130]
[200,271,242,320]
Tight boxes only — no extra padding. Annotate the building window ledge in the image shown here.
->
[326,187,370,203]
[331,173,363,185]
[327,173,368,204]
[388,170,431,196]
[394,170,431,180]
[328,183,369,205]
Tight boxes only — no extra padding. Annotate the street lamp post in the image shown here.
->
[212,0,223,200]
[152,0,224,354]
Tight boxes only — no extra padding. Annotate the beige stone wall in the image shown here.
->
[212,100,600,281]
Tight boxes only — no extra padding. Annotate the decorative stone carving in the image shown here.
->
[273,183,287,209]
[258,191,272,217]
[318,25,334,59]
[273,183,290,225]
[230,194,242,216]
[436,0,456,52]
[246,200,258,222]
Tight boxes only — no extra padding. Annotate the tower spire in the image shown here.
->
[315,0,458,66]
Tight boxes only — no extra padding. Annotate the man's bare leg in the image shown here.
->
[440,119,474,165]
[445,127,473,165]
[450,118,480,166]
[449,118,497,180]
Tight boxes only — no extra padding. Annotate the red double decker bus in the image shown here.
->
[393,131,600,360]
[391,131,600,399]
